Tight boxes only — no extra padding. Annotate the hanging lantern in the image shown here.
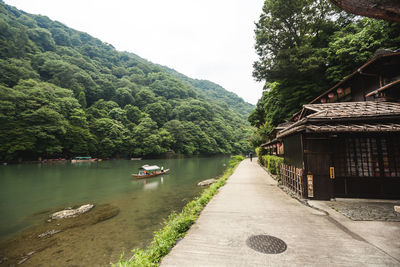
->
[337,88,343,94]
[328,92,335,99]
[321,98,326,103]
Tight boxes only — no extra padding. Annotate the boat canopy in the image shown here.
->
[141,165,160,171]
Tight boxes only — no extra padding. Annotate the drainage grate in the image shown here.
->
[246,235,287,254]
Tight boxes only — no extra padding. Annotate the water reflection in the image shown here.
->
[143,180,159,190]
[138,175,165,190]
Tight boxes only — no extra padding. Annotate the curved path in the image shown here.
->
[161,159,400,266]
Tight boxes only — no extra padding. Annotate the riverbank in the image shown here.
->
[115,155,245,266]
[0,153,236,165]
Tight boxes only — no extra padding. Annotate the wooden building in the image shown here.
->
[272,51,400,200]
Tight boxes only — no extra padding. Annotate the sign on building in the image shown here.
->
[307,174,314,198]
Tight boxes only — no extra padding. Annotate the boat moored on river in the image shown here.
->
[71,156,98,163]
[132,165,169,179]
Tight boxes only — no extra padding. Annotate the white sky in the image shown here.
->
[4,0,265,105]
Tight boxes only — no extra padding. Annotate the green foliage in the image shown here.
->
[326,19,400,82]
[0,80,92,160]
[255,147,267,164]
[77,91,87,108]
[0,58,39,87]
[261,155,284,177]
[0,1,253,161]
[115,156,244,267]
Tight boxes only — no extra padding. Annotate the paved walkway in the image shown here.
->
[161,159,400,266]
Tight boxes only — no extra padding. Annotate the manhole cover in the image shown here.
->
[246,235,287,254]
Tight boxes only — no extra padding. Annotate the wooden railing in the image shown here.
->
[280,164,304,198]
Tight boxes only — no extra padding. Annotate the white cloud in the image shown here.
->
[5,0,264,104]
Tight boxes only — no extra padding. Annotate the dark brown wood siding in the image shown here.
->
[282,134,303,169]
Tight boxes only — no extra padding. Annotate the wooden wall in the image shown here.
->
[302,134,334,200]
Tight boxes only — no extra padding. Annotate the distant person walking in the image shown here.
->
[249,152,253,162]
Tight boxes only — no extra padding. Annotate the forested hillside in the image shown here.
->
[0,2,253,161]
[161,66,254,117]
[248,0,400,146]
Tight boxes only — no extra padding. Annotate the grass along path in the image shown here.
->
[115,155,245,267]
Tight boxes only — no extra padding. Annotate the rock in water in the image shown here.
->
[395,206,400,213]
[0,204,119,267]
[51,204,94,219]
[197,179,217,186]
[38,230,61,238]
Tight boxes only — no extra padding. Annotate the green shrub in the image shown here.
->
[261,155,268,167]
[115,155,244,267]
[255,147,267,164]
[263,155,284,177]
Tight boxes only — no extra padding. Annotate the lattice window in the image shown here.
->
[336,135,400,177]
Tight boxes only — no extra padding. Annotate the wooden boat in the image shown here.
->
[132,165,169,179]
[71,156,97,163]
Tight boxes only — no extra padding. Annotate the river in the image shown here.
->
[0,156,230,266]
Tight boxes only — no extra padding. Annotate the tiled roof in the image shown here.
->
[277,101,400,138]
[303,101,400,120]
[306,123,400,133]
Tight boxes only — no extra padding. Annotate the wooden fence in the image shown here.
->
[280,164,305,198]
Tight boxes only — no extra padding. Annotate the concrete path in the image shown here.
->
[161,159,400,267]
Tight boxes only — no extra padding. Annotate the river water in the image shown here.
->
[0,156,230,266]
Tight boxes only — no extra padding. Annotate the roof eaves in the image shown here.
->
[310,52,400,104]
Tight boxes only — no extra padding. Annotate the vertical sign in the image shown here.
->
[307,174,314,198]
[330,167,335,179]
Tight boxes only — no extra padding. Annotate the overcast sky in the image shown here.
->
[5,0,265,105]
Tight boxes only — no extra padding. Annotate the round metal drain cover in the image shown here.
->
[246,235,287,254]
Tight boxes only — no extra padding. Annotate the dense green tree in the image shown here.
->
[50,27,71,46]
[113,87,134,107]
[144,102,169,127]
[250,0,341,142]
[135,88,156,109]
[326,18,400,82]
[90,117,129,157]
[0,58,39,87]
[171,99,213,122]
[78,91,87,108]
[108,107,128,123]
[0,80,91,160]
[124,104,144,124]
